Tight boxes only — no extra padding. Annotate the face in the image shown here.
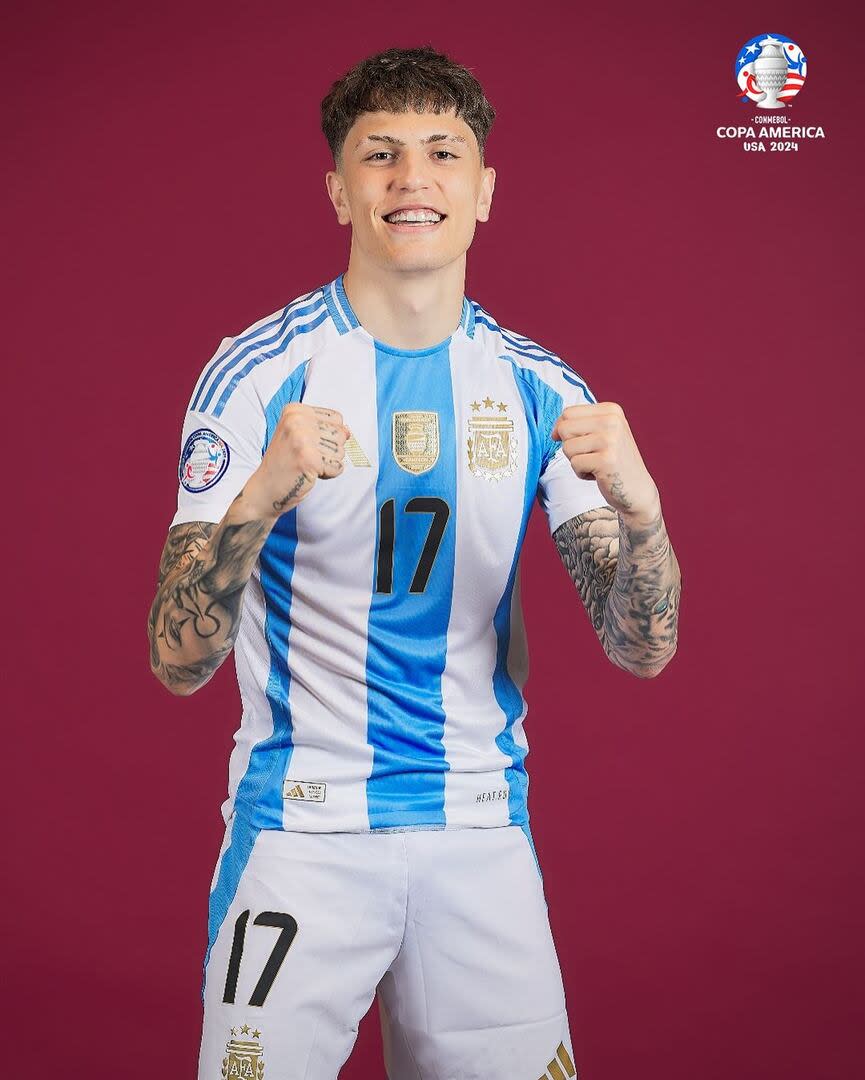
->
[325,108,495,274]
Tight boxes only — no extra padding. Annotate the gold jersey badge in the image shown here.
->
[467,396,517,481]
[392,411,439,474]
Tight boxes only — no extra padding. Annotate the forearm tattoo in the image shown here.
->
[147,501,270,693]
[273,472,314,514]
[553,507,620,635]
[553,505,681,677]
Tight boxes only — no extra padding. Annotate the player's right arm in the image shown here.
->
[148,404,349,697]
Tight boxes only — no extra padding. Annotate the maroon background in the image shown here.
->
[4,1,863,1077]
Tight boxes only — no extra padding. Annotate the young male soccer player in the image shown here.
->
[148,45,681,1080]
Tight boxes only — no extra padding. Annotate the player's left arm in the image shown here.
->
[551,401,682,678]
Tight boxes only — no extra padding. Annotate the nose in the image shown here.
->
[390,148,433,192]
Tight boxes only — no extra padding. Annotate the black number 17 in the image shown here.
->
[375,496,450,594]
[222,910,298,1007]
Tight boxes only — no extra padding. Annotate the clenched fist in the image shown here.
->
[245,403,350,521]
[551,401,660,523]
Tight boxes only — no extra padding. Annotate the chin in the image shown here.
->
[382,245,468,274]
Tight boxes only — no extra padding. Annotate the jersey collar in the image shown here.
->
[323,272,476,341]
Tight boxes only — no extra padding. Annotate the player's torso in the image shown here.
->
[231,323,542,832]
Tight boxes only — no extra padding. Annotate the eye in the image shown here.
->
[434,151,458,159]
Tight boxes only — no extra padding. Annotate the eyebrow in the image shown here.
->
[355,133,468,150]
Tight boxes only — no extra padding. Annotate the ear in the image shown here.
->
[476,166,496,223]
[325,168,352,226]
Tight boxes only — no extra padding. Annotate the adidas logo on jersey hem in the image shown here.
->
[282,779,327,802]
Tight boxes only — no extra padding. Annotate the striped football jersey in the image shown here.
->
[170,273,609,841]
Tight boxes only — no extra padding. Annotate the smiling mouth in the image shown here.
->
[382,210,446,227]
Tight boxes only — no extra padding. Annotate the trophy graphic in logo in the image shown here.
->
[752,41,788,108]
[221,1025,265,1079]
[735,34,806,107]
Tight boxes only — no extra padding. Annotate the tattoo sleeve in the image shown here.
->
[553,504,681,678]
[147,492,274,695]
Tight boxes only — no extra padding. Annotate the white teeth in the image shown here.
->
[386,209,442,223]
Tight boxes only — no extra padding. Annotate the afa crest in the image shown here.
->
[222,1025,265,1079]
[392,411,439,475]
[467,396,517,481]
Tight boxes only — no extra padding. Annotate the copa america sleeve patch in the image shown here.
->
[179,428,230,492]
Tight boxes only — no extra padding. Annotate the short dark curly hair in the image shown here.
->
[320,45,496,168]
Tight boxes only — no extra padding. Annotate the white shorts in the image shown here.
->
[198,817,579,1080]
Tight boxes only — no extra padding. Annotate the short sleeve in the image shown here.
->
[170,338,266,527]
[537,375,611,534]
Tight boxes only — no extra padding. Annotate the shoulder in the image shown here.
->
[468,298,597,404]
[185,283,339,421]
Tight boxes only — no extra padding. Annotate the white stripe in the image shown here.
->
[275,337,380,830]
[440,334,527,826]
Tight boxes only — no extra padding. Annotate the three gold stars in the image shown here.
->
[471,397,509,412]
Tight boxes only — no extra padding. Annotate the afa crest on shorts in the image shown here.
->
[466,395,517,481]
[179,428,230,493]
[222,1026,265,1078]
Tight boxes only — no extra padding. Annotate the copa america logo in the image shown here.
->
[735,34,806,108]
[179,427,230,492]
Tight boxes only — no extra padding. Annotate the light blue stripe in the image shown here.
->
[520,820,544,885]
[507,361,565,471]
[364,339,456,829]
[190,337,236,412]
[195,295,324,415]
[464,297,476,338]
[191,289,318,411]
[202,811,261,1001]
[491,364,546,831]
[209,303,327,418]
[473,310,596,398]
[251,508,300,825]
[262,361,310,452]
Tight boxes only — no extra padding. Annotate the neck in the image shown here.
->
[342,254,466,351]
